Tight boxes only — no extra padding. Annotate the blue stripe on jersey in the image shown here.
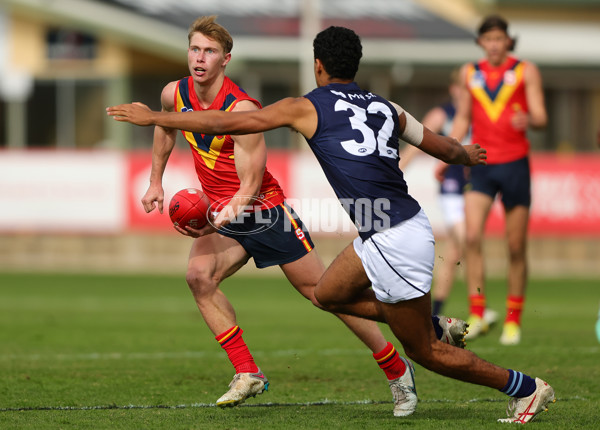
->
[178,78,238,153]
[177,79,211,152]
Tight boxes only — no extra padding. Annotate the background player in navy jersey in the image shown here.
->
[399,71,498,326]
[108,26,555,423]
[117,16,467,417]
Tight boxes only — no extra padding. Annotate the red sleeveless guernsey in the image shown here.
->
[466,56,530,164]
[174,76,285,209]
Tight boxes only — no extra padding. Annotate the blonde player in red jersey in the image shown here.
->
[138,16,466,415]
[450,15,548,345]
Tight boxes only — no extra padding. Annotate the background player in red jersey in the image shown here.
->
[137,15,460,416]
[450,15,548,345]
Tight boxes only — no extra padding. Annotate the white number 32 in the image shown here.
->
[335,100,398,158]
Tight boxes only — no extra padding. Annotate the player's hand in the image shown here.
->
[174,210,217,238]
[174,222,217,238]
[463,144,487,166]
[106,102,155,126]
[141,184,165,214]
[511,109,529,131]
[434,161,449,183]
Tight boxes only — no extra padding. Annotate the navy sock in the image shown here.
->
[432,300,444,316]
[500,369,537,398]
[431,315,443,340]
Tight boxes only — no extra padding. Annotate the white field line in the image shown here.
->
[1,346,598,362]
[0,397,586,413]
[0,348,371,362]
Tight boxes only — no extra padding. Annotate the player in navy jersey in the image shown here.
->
[108,26,555,423]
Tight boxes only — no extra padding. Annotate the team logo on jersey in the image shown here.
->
[181,106,193,112]
[469,70,485,88]
[504,70,517,86]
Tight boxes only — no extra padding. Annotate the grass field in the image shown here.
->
[0,272,598,429]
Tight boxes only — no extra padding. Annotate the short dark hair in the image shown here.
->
[478,15,508,36]
[313,26,362,80]
[477,15,516,51]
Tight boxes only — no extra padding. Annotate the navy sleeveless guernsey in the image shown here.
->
[303,82,421,240]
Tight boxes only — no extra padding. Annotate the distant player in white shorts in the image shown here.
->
[400,70,471,316]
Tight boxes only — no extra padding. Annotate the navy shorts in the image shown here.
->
[467,156,531,209]
[217,202,314,268]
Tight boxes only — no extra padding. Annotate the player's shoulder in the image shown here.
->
[520,59,542,81]
[272,95,313,112]
[456,63,472,80]
[232,98,260,112]
[160,80,181,110]
[519,58,539,70]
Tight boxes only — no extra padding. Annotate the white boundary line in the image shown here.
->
[2,347,598,362]
[0,397,586,413]
[0,349,371,362]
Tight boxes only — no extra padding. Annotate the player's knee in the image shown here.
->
[303,290,323,309]
[314,287,337,309]
[185,266,217,296]
[464,231,482,251]
[309,295,325,310]
[507,241,526,262]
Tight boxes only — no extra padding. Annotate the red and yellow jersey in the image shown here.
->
[174,76,285,209]
[467,56,529,164]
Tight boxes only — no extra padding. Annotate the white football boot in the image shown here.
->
[437,316,469,348]
[216,369,269,407]
[388,357,417,417]
[498,378,555,423]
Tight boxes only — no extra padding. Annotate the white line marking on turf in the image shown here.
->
[0,348,370,362]
[2,346,598,362]
[0,396,585,413]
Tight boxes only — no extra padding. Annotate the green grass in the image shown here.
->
[0,272,598,429]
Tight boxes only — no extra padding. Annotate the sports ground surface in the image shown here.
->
[1,272,598,429]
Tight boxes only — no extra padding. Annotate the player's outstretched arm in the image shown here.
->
[107,97,313,137]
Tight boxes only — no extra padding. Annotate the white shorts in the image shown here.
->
[353,209,434,303]
[439,194,465,228]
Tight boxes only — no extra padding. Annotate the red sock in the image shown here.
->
[215,326,259,374]
[373,342,407,381]
[469,294,486,318]
[505,296,524,325]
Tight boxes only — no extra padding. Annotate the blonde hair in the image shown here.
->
[188,16,233,54]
